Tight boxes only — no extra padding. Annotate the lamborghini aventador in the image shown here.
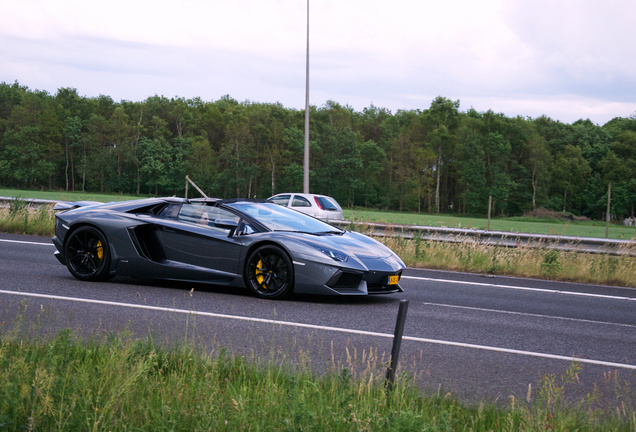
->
[52,197,405,299]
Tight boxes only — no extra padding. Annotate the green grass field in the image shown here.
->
[0,188,144,203]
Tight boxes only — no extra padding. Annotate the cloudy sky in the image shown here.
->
[1,0,635,124]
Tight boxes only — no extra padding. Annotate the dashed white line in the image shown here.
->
[402,275,636,301]
[417,301,636,329]
[1,289,634,371]
[0,239,54,246]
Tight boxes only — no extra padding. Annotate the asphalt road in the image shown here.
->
[1,232,635,406]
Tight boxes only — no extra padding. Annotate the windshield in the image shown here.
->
[226,202,342,234]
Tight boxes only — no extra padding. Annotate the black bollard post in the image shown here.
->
[385,299,409,391]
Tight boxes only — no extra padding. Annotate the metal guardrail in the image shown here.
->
[2,197,634,256]
[330,220,636,256]
[0,196,59,206]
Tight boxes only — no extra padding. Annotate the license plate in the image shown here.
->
[387,275,400,285]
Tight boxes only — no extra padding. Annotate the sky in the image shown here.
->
[1,0,635,125]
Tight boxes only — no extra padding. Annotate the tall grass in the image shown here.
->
[1,323,634,432]
[0,200,55,236]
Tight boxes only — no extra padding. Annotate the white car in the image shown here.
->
[268,193,344,220]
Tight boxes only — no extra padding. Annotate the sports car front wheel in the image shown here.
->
[64,226,111,282]
[246,245,294,299]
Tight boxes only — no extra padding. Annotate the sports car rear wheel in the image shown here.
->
[64,226,111,281]
[246,245,294,299]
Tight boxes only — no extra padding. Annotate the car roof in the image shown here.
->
[270,192,333,199]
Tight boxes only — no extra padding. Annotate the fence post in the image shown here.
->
[487,196,492,231]
[606,183,611,238]
[385,299,409,391]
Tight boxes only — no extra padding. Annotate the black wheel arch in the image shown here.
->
[243,241,296,298]
[63,223,118,278]
[243,240,294,271]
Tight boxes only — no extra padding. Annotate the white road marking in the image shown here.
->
[417,301,636,329]
[402,276,636,301]
[1,289,634,371]
[0,239,54,246]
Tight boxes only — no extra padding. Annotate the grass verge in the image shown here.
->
[1,324,634,432]
[380,233,636,287]
[0,199,56,237]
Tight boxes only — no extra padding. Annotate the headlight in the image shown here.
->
[317,247,348,262]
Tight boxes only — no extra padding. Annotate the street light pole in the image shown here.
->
[303,0,310,194]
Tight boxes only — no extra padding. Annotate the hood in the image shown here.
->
[274,230,404,271]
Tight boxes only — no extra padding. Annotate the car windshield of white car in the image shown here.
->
[227,202,343,235]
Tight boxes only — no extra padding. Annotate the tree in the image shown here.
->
[139,137,170,195]
[110,106,134,192]
[357,139,386,207]
[277,127,305,193]
[551,145,591,212]
[456,115,488,214]
[525,123,552,209]
[423,97,460,213]
[63,116,82,191]
[84,114,113,193]
[186,136,217,196]
[0,126,44,187]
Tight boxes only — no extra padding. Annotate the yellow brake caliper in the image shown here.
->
[255,259,266,289]
[96,241,104,260]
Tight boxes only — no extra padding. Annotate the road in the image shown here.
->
[1,232,635,405]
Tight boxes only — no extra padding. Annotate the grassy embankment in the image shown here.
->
[1,189,635,286]
[1,310,634,432]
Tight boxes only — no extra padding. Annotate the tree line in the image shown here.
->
[1,81,635,220]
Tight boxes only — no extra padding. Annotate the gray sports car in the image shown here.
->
[52,197,405,299]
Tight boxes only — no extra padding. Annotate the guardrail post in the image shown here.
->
[385,299,409,391]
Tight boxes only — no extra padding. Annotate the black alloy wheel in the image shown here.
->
[246,245,294,299]
[64,226,111,281]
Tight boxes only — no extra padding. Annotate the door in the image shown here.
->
[156,203,243,282]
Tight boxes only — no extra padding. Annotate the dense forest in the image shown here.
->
[1,81,635,220]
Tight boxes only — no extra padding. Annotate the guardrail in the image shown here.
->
[2,197,634,256]
[0,196,59,206]
[330,220,636,256]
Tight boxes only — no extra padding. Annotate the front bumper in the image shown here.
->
[292,258,404,296]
